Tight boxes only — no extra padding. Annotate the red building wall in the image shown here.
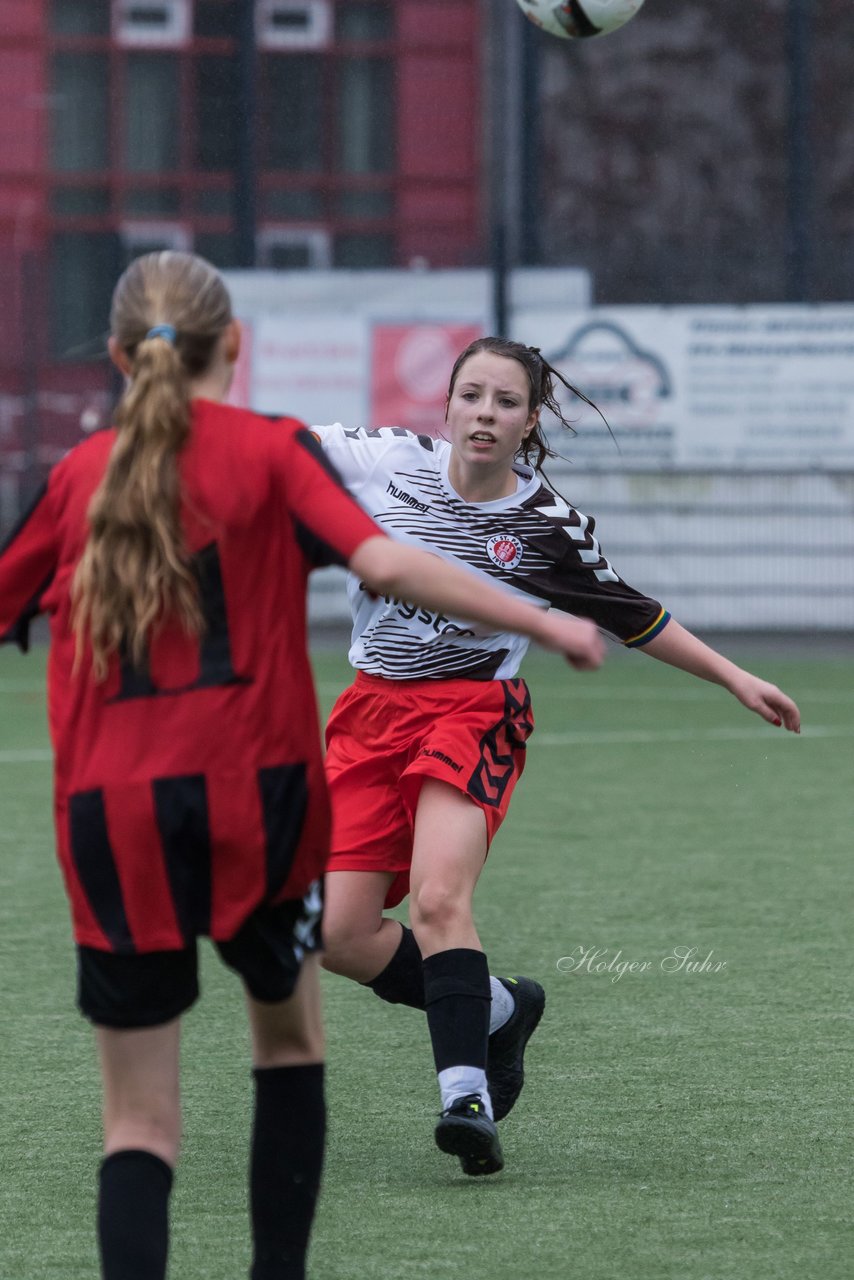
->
[0,0,483,509]
[396,1,482,265]
[0,2,48,371]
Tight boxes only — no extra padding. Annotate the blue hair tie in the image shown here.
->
[145,324,177,343]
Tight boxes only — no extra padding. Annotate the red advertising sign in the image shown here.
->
[371,323,482,435]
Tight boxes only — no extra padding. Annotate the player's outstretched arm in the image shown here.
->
[349,535,604,671]
[640,619,801,733]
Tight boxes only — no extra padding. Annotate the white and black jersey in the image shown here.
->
[313,425,670,681]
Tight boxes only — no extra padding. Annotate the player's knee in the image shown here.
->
[409,883,470,937]
[320,916,377,973]
[319,936,373,980]
[319,944,349,976]
[249,1005,324,1065]
[253,1021,324,1068]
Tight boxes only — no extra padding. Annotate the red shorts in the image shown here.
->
[324,672,534,907]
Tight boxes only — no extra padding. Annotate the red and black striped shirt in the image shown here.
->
[0,400,381,952]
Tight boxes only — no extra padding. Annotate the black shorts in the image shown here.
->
[77,883,323,1029]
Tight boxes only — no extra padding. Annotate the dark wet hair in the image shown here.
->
[445,335,612,473]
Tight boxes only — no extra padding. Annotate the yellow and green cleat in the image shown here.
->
[435,1094,504,1176]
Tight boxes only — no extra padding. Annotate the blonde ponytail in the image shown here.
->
[72,252,232,679]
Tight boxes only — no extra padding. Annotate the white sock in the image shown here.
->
[437,1066,493,1119]
[489,976,516,1034]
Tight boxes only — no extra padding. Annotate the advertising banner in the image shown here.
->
[370,323,483,433]
[246,314,369,425]
[514,305,854,470]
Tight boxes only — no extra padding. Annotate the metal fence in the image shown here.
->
[308,467,854,633]
[2,419,852,632]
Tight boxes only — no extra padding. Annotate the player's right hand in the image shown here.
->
[537,614,604,671]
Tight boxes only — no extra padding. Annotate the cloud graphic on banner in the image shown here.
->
[547,320,672,431]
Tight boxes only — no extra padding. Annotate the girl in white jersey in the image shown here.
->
[313,337,800,1179]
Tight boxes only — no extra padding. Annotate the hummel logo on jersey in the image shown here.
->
[386,480,429,513]
[486,534,523,570]
[421,748,463,774]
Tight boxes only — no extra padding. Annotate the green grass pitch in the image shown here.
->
[1,639,852,1279]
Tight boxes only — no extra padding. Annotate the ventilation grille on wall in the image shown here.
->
[257,1,332,50]
[257,227,332,269]
[113,0,191,46]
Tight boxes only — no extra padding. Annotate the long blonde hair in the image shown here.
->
[72,251,233,679]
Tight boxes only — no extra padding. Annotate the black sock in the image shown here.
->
[422,948,491,1074]
[250,1062,325,1280]
[98,1149,173,1280]
[364,924,426,1010]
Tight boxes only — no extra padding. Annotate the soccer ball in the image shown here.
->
[515,0,645,40]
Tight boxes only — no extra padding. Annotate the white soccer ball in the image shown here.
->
[515,0,645,40]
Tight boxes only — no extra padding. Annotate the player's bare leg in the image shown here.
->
[409,778,488,957]
[320,869,399,983]
[95,1019,181,1279]
[246,950,324,1067]
[97,1020,182,1163]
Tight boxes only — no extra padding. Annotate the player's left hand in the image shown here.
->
[729,675,801,733]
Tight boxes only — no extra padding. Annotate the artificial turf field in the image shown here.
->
[1,638,851,1280]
